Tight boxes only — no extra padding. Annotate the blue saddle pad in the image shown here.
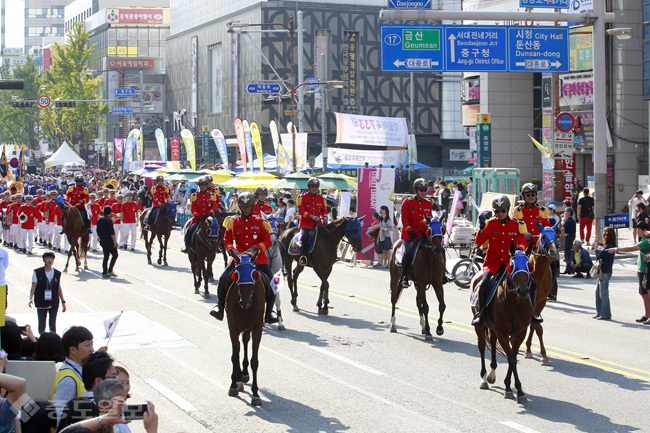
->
[288,229,318,256]
[471,267,507,308]
[394,239,423,267]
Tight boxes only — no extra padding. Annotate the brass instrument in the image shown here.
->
[9,182,24,195]
[18,212,27,224]
[103,179,119,190]
[1,210,8,230]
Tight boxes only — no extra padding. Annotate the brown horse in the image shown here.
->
[225,250,267,406]
[472,249,532,404]
[187,217,219,299]
[279,217,364,315]
[140,202,176,266]
[58,203,89,273]
[389,219,447,340]
[525,224,559,366]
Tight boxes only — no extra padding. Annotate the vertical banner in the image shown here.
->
[211,129,228,167]
[180,129,196,170]
[138,129,144,162]
[114,139,124,161]
[280,133,307,172]
[250,122,264,172]
[191,35,198,117]
[209,42,223,114]
[342,31,359,112]
[0,146,7,179]
[476,113,491,168]
[233,117,247,172]
[243,120,254,172]
[171,138,180,162]
[444,191,461,246]
[123,129,140,173]
[407,134,417,166]
[154,128,166,162]
[202,127,209,158]
[314,29,330,110]
[607,154,615,214]
[542,155,554,204]
[562,156,576,202]
[356,168,395,261]
[17,146,25,181]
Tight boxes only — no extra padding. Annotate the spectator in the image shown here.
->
[96,206,118,279]
[547,204,560,227]
[636,202,649,229]
[375,206,393,268]
[59,396,128,433]
[572,177,584,210]
[93,382,158,433]
[628,190,648,243]
[0,354,27,433]
[561,208,577,275]
[0,243,7,311]
[577,188,595,245]
[593,227,617,320]
[29,251,66,334]
[285,199,297,228]
[606,221,650,325]
[275,200,287,232]
[115,366,131,399]
[35,332,66,362]
[567,240,593,278]
[81,352,117,398]
[1,321,35,360]
[20,401,57,433]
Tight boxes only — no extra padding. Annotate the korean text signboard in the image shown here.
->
[519,0,569,8]
[603,214,629,229]
[476,113,491,168]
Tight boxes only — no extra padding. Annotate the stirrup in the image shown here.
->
[265,314,279,324]
[400,276,410,288]
[209,307,224,321]
[298,255,307,265]
[471,313,484,327]
[531,313,543,324]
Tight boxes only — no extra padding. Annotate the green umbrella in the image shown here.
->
[167,171,204,181]
[269,172,310,190]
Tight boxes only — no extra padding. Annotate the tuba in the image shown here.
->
[18,212,28,224]
[103,178,119,190]
[9,182,24,195]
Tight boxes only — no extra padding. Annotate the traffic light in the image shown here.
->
[0,80,24,90]
[55,101,76,107]
[10,101,34,108]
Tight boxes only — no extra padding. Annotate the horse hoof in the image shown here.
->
[147,260,152,265]
[524,351,534,359]
[203,292,211,299]
[504,391,514,400]
[251,396,262,406]
[157,259,162,265]
[194,289,200,295]
[164,261,168,266]
[63,269,68,273]
[292,305,300,312]
[237,381,245,392]
[425,334,433,341]
[228,388,239,397]
[390,325,397,333]
[241,375,249,384]
[487,370,496,384]
[541,358,550,366]
[278,324,286,331]
[479,382,489,390]
[84,266,89,270]
[517,395,528,405]
[436,326,444,336]
[319,307,329,316]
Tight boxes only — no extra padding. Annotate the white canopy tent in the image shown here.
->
[44,142,85,167]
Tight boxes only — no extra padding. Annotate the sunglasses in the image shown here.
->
[495,209,508,214]
[416,187,427,192]
[524,193,537,197]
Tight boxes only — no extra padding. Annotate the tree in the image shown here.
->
[0,58,40,148]
[40,22,107,156]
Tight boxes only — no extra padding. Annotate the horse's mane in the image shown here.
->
[323,216,348,231]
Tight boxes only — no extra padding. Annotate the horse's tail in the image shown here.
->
[485,328,508,358]
[390,282,405,303]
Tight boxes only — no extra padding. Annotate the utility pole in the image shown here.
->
[320,53,327,172]
[139,70,144,163]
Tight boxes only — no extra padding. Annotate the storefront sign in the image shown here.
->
[107,58,154,69]
[560,73,593,106]
[107,8,164,24]
[476,113,491,168]
[342,31,359,112]
[569,26,593,71]
[572,110,593,148]
[327,148,407,167]
[562,156,575,202]
[334,112,408,148]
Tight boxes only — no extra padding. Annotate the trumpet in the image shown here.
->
[18,213,28,224]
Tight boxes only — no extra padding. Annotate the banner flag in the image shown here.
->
[269,121,280,157]
[0,146,8,179]
[154,128,167,162]
[180,129,196,170]
[243,120,254,172]
[114,139,124,161]
[233,118,247,172]
[123,129,140,173]
[334,112,408,148]
[250,122,264,172]
[210,129,229,167]
[17,146,25,182]
[104,311,123,339]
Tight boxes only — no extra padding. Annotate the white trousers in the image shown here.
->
[53,225,68,250]
[37,222,47,240]
[2,228,7,243]
[43,223,53,243]
[10,225,19,245]
[121,223,136,248]
[91,224,98,250]
[20,228,33,252]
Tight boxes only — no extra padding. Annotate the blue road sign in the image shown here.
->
[604,213,629,229]
[519,0,569,9]
[115,88,136,98]
[380,25,444,72]
[508,27,569,72]
[247,83,281,94]
[111,105,134,115]
[388,0,431,8]
[308,77,319,90]
[444,26,508,72]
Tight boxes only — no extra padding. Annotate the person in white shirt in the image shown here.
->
[629,190,648,243]
[285,199,297,228]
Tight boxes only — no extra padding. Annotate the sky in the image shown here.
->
[4,0,25,49]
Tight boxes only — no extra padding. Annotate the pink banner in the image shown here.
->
[355,168,395,262]
[233,117,247,172]
[114,139,123,160]
[171,138,180,162]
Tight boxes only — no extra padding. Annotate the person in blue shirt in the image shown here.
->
[561,207,577,274]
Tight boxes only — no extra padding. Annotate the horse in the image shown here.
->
[187,217,220,299]
[58,202,89,273]
[471,248,532,404]
[139,202,176,266]
[214,210,237,270]
[265,214,285,331]
[279,216,364,315]
[225,251,268,406]
[389,218,447,340]
[525,222,559,366]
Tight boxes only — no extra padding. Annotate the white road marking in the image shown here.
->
[306,345,386,376]
[145,378,198,412]
[501,421,541,433]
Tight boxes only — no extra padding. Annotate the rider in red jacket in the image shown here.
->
[252,186,273,216]
[399,178,433,288]
[297,177,328,265]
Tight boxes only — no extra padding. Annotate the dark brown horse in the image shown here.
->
[472,249,532,404]
[58,202,89,273]
[525,224,559,366]
[187,217,220,299]
[140,202,176,266]
[225,250,267,406]
[279,216,364,315]
[389,219,447,340]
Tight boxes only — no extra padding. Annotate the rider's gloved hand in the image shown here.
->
[478,214,488,230]
[409,231,418,240]
[310,215,321,222]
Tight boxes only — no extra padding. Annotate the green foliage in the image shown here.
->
[40,22,107,153]
[528,177,542,190]
[0,58,40,147]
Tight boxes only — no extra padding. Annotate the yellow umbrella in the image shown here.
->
[205,170,234,185]
[220,171,278,189]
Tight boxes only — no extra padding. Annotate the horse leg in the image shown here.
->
[511,327,529,404]
[389,274,402,333]
[487,331,497,384]
[415,284,432,340]
[162,233,169,266]
[535,324,549,366]
[524,323,535,358]
[157,234,163,265]
[144,231,152,265]
[291,263,305,312]
[497,333,515,400]
[315,267,332,315]
[204,255,214,299]
[275,291,285,331]
[63,247,72,273]
[241,331,250,385]
[250,326,263,406]
[432,282,446,336]
[476,327,488,389]
[228,330,241,397]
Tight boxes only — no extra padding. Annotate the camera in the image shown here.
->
[122,403,149,421]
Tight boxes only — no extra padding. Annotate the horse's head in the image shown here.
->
[55,196,67,212]
[536,222,559,260]
[425,217,445,254]
[507,249,531,299]
[345,216,365,252]
[205,216,220,238]
[165,202,178,219]
[232,252,261,310]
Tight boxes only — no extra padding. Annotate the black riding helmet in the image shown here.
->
[238,192,255,208]
[74,174,83,183]
[413,178,426,191]
[307,177,320,188]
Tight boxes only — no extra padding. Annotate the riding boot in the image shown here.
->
[529,279,543,324]
[209,282,228,321]
[400,263,410,288]
[265,291,279,324]
[60,215,65,234]
[472,284,489,327]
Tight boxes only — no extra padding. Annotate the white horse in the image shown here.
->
[266,216,286,331]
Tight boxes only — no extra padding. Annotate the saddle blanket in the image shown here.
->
[394,240,423,267]
[470,267,507,308]
[288,230,318,256]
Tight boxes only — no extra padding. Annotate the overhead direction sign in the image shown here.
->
[519,0,569,8]
[247,83,281,94]
[508,27,569,72]
[115,88,136,98]
[388,0,431,8]
[556,112,575,132]
[381,25,444,72]
[111,105,134,115]
[444,26,508,72]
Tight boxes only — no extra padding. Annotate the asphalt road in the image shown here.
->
[5,230,649,433]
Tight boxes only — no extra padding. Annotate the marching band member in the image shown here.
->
[297,178,328,266]
[52,194,64,252]
[121,192,139,251]
[45,190,59,249]
[88,193,102,253]
[18,195,38,254]
[35,190,48,245]
[111,194,124,247]
[103,189,117,208]
[1,191,11,245]
[8,194,22,250]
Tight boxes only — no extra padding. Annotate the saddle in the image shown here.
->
[394,239,423,267]
[288,228,319,256]
[470,266,508,308]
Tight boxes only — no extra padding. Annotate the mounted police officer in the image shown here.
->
[297,177,328,266]
[181,177,218,253]
[144,175,170,230]
[65,175,91,233]
[253,186,273,216]
[210,192,277,324]
[399,178,432,288]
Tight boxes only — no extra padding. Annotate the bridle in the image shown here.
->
[506,251,532,294]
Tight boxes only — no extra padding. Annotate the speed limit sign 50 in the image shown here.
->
[38,95,51,108]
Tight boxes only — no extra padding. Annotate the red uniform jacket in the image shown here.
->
[111,203,123,225]
[52,205,63,226]
[66,186,89,208]
[253,202,274,216]
[103,198,117,209]
[151,185,170,207]
[18,204,38,230]
[89,203,102,225]
[512,204,550,238]
[190,191,218,223]
[121,202,139,224]
[97,197,106,208]
[9,203,20,225]
[400,197,433,240]
[475,217,528,274]
[47,201,58,224]
[297,193,327,230]
[35,201,48,223]
[223,215,272,266]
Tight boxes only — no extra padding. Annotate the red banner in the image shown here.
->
[233,117,247,172]
[171,138,180,162]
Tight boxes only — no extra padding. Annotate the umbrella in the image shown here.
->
[205,169,234,185]
[166,171,205,182]
[220,171,278,189]
[269,172,310,190]
[317,173,358,190]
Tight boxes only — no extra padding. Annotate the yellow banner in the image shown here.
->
[180,129,196,170]
[250,122,264,172]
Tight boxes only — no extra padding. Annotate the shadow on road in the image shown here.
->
[265,325,333,347]
[545,357,649,392]
[297,309,387,333]
[247,389,350,433]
